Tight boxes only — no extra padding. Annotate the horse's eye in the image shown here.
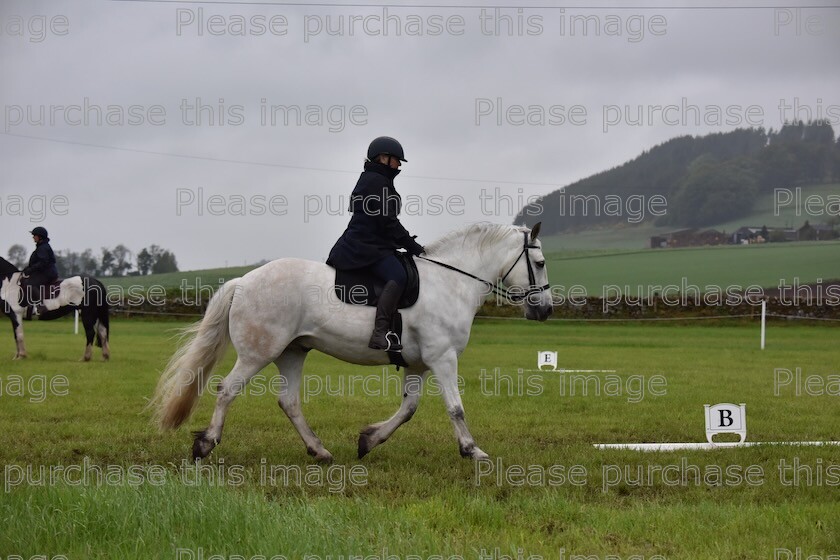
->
[536,261,545,269]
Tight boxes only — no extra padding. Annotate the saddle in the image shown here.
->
[20,277,62,305]
[332,252,420,309]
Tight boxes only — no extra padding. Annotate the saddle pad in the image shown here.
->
[21,278,63,303]
[333,253,420,309]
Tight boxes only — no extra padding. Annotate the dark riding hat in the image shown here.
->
[367,136,406,162]
[29,227,49,239]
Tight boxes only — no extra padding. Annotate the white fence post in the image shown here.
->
[760,300,766,350]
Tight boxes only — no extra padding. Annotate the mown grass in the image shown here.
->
[1,318,839,559]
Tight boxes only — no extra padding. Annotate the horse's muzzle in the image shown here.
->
[524,297,553,322]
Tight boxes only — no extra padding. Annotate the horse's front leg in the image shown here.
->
[358,368,427,459]
[9,311,26,359]
[429,351,488,461]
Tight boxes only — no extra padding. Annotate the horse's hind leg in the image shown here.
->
[81,310,96,362]
[358,368,427,459]
[193,357,268,460]
[274,347,333,463]
[96,318,110,361]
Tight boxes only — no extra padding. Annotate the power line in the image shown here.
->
[1,131,560,187]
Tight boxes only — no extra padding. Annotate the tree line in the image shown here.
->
[515,120,840,233]
[6,244,179,277]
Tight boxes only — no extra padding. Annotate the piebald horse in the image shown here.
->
[152,223,552,462]
[0,257,110,361]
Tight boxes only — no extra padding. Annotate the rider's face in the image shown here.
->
[379,155,401,169]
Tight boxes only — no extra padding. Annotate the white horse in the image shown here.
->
[152,222,552,462]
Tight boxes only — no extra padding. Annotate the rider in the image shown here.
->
[22,226,59,318]
[327,136,424,352]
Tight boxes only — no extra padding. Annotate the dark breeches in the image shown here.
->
[368,254,407,289]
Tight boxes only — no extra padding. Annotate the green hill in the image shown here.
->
[103,265,256,290]
[540,183,839,254]
[517,122,839,234]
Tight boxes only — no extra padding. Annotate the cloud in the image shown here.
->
[2,1,838,269]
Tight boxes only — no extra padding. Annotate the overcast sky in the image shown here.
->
[1,0,838,270]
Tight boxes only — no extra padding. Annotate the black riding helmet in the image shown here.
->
[29,226,49,239]
[367,136,406,162]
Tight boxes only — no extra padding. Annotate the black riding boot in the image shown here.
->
[368,280,404,351]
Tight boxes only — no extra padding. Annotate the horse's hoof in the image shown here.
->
[358,426,380,459]
[460,443,489,461]
[358,434,372,459]
[472,448,490,462]
[307,446,334,464]
[192,432,218,461]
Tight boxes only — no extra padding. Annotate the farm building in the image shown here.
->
[650,228,727,248]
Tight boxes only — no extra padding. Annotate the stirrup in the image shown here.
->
[369,331,402,352]
[385,331,402,352]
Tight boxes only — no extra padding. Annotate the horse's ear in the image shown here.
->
[530,222,542,242]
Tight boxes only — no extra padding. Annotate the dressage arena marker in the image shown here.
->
[533,351,616,373]
[593,403,840,451]
[533,353,840,451]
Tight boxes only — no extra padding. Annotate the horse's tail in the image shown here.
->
[152,278,241,430]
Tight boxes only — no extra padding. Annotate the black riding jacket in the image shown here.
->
[24,238,58,280]
[327,161,424,270]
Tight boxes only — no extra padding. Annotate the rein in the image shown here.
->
[417,232,550,303]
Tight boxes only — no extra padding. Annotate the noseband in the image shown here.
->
[418,232,550,304]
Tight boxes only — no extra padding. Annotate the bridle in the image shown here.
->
[417,232,550,304]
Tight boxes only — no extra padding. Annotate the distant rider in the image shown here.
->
[22,226,59,319]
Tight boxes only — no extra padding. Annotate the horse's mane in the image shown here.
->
[424,222,527,257]
[0,256,19,279]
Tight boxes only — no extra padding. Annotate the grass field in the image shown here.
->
[1,318,839,559]
[539,183,840,253]
[104,265,257,289]
[99,239,840,302]
[548,240,840,296]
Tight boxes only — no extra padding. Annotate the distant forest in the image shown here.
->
[514,120,840,233]
[6,243,179,277]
